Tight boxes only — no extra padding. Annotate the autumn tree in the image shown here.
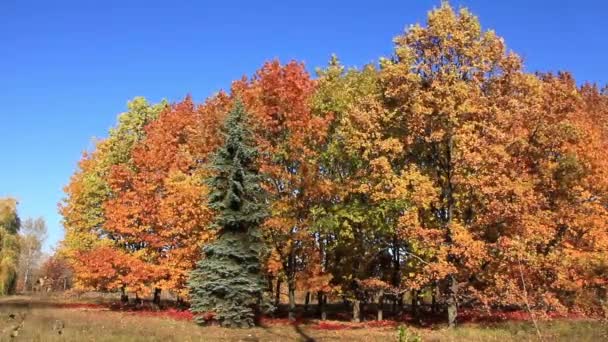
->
[237,60,334,320]
[61,97,165,252]
[311,56,412,321]
[189,101,269,328]
[377,2,540,326]
[487,73,608,313]
[70,245,155,296]
[57,1,608,321]
[60,97,165,269]
[104,94,228,302]
[0,198,21,295]
[39,253,73,292]
[17,217,47,292]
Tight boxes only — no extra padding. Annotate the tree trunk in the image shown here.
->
[176,295,186,309]
[352,299,361,323]
[391,235,401,316]
[321,294,327,320]
[446,275,457,328]
[411,290,419,319]
[254,295,262,326]
[287,248,297,322]
[431,283,438,314]
[316,291,322,315]
[120,286,129,304]
[153,288,161,306]
[392,297,396,314]
[444,132,457,328]
[275,279,282,307]
[377,290,384,321]
[317,292,327,320]
[362,299,366,321]
[318,232,328,321]
[288,279,296,321]
[23,266,30,292]
[304,291,310,313]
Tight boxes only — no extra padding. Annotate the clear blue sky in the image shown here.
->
[1,0,607,252]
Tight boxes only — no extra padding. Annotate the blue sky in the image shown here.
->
[1,0,607,251]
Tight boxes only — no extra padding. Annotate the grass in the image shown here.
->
[0,295,606,341]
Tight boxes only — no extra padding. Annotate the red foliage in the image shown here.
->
[312,321,353,330]
[39,255,73,291]
[59,301,194,321]
[57,301,593,326]
[125,308,194,321]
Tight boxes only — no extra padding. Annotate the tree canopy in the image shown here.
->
[60,2,608,326]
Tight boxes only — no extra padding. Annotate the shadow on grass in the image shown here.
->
[293,324,316,342]
[258,317,317,342]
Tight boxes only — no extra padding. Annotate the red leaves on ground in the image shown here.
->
[124,308,194,321]
[59,301,193,321]
[57,301,594,327]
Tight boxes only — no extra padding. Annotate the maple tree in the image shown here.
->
[71,245,155,295]
[60,97,165,251]
[104,94,228,301]
[60,97,166,298]
[237,60,334,321]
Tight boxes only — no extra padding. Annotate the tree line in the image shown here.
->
[1,199,68,295]
[60,3,608,327]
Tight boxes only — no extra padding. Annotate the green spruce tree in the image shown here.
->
[189,100,269,328]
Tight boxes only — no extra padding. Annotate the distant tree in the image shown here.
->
[17,217,47,292]
[38,253,72,292]
[189,101,269,328]
[0,198,21,295]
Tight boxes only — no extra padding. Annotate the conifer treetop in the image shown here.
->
[207,100,268,232]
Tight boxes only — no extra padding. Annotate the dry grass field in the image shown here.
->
[0,295,606,341]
